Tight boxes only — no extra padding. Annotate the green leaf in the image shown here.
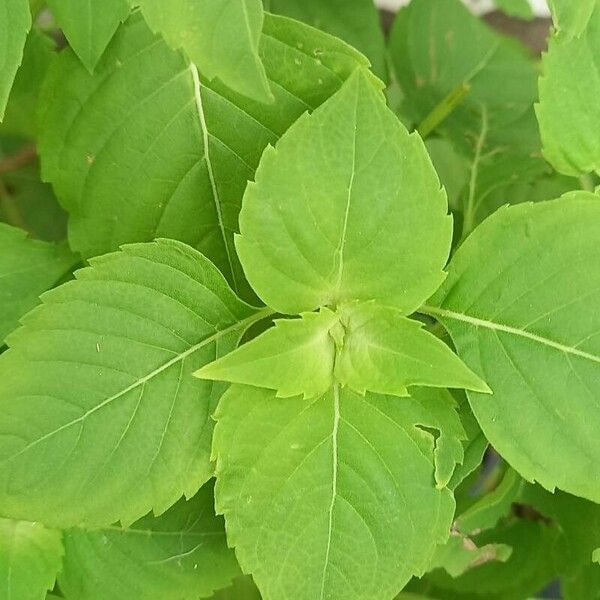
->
[237,70,451,314]
[0,29,55,138]
[0,518,63,600]
[213,385,455,600]
[455,469,523,535]
[407,387,468,489]
[429,534,511,578]
[388,0,543,238]
[425,138,470,213]
[0,223,76,344]
[268,0,387,80]
[494,0,534,20]
[0,158,68,243]
[135,0,272,103]
[389,0,538,149]
[548,0,597,39]
[38,13,369,301]
[58,482,240,600]
[519,484,600,575]
[424,520,559,599]
[210,577,261,600]
[47,0,130,72]
[334,303,490,396]
[426,193,600,503]
[563,563,600,600]
[537,5,600,176]
[196,309,338,399]
[447,391,488,490]
[0,0,31,120]
[0,239,265,528]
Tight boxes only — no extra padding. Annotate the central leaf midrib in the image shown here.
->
[3,308,273,463]
[190,63,239,293]
[319,383,340,599]
[422,304,600,364]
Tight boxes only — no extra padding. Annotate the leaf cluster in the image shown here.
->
[0,1,599,599]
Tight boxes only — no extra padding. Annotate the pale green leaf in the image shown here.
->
[494,0,534,20]
[0,0,31,120]
[196,309,338,399]
[213,385,455,600]
[136,0,272,103]
[0,223,76,344]
[47,0,130,72]
[59,482,240,600]
[268,0,387,80]
[38,12,369,301]
[426,193,600,503]
[548,0,597,38]
[237,70,451,314]
[537,5,600,176]
[334,303,490,396]
[0,518,63,600]
[0,239,265,528]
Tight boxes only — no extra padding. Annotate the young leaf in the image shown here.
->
[47,0,130,72]
[236,70,452,314]
[0,518,63,600]
[135,0,273,103]
[0,223,77,344]
[213,385,455,600]
[0,0,31,120]
[425,193,600,503]
[196,309,338,399]
[548,0,597,39]
[38,12,370,300]
[334,303,490,396]
[58,482,240,600]
[0,239,265,528]
[268,0,387,80]
[537,5,600,176]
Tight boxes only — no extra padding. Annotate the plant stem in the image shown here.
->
[417,82,470,139]
[460,105,488,243]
